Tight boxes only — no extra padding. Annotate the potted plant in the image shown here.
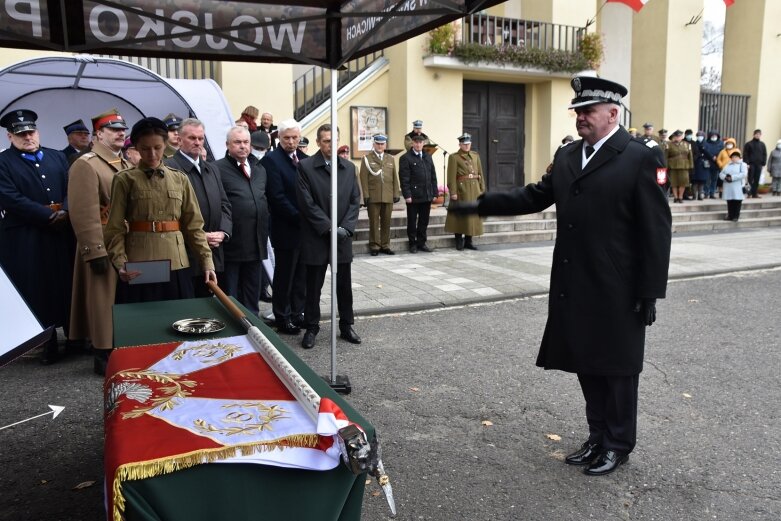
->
[434,184,449,206]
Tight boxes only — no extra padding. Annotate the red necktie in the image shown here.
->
[240,162,250,179]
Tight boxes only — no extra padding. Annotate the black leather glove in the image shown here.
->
[336,227,350,240]
[364,198,370,206]
[393,197,400,203]
[447,201,480,215]
[89,256,109,275]
[48,210,69,230]
[633,298,657,326]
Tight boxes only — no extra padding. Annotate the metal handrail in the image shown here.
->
[460,14,585,52]
[293,51,384,121]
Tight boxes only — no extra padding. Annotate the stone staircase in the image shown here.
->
[351,196,781,255]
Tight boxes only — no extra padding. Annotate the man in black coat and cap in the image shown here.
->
[450,76,672,476]
[296,124,361,350]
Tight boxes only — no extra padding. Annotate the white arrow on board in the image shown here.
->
[0,405,65,431]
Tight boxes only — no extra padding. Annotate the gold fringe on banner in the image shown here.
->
[111,434,320,521]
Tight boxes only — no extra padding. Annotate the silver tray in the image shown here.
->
[172,318,226,335]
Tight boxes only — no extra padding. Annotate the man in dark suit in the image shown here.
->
[60,119,91,160]
[261,118,308,334]
[215,126,269,316]
[399,133,438,253]
[296,124,361,349]
[450,76,672,476]
[164,118,232,297]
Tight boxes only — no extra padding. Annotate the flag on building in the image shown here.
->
[103,335,358,521]
[606,0,651,12]
[723,0,735,6]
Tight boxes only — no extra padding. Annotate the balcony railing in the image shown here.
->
[98,55,219,81]
[460,14,585,52]
[293,51,384,121]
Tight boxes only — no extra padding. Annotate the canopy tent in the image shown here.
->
[0,0,502,385]
[0,0,500,68]
[0,56,233,158]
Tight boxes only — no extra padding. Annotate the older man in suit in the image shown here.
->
[296,124,361,349]
[450,76,672,476]
[215,126,268,316]
[261,118,308,334]
[399,133,437,253]
[164,118,232,297]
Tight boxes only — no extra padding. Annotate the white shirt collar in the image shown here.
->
[181,151,200,171]
[582,124,620,169]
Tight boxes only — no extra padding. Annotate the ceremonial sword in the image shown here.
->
[206,281,396,516]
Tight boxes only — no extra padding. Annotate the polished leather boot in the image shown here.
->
[464,236,478,250]
[40,336,60,365]
[565,441,603,466]
[583,450,629,476]
[455,234,464,251]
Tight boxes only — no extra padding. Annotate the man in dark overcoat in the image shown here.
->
[450,76,672,476]
[215,126,268,316]
[399,133,438,253]
[261,118,308,334]
[296,124,361,350]
[164,118,232,298]
[0,109,75,364]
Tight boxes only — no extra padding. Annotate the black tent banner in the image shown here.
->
[0,0,501,68]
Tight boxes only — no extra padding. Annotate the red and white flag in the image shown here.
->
[606,0,651,12]
[723,0,735,6]
[103,335,359,521]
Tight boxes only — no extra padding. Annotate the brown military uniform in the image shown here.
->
[444,150,485,236]
[359,150,399,251]
[666,141,693,188]
[67,142,127,349]
[104,164,214,272]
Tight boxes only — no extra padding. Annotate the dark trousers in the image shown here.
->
[747,163,763,196]
[221,260,261,316]
[577,373,639,454]
[304,263,353,332]
[406,201,432,246]
[727,199,743,220]
[271,247,306,324]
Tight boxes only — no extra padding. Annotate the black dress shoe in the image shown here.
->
[464,242,478,250]
[275,321,301,335]
[290,314,305,328]
[301,329,317,349]
[339,326,362,344]
[40,338,60,365]
[418,244,433,253]
[380,248,395,255]
[370,250,379,256]
[583,450,629,476]
[565,441,603,466]
[409,244,418,253]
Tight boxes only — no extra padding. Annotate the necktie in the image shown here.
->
[240,162,250,179]
[291,153,299,166]
[585,145,595,158]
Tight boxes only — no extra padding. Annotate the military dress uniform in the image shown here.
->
[359,136,399,254]
[666,139,694,188]
[68,140,127,351]
[104,163,214,303]
[163,113,182,158]
[444,135,485,249]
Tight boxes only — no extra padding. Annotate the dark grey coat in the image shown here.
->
[398,148,437,203]
[215,156,268,262]
[296,152,360,265]
[478,127,672,376]
[165,151,232,271]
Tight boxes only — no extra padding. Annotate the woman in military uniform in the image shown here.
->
[104,117,216,303]
[444,133,485,250]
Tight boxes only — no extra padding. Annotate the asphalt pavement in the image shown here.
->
[1,226,780,520]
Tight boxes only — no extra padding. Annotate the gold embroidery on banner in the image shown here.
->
[105,369,197,419]
[193,401,290,435]
[170,341,243,364]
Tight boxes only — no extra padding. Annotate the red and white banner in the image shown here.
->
[104,335,356,521]
[606,0,650,12]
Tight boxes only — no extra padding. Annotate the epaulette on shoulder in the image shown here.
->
[637,138,658,149]
[81,152,97,160]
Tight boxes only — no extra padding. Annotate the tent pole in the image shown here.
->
[329,68,340,388]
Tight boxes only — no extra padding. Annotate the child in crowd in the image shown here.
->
[719,150,747,222]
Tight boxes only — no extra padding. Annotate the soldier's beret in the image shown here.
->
[130,117,168,145]
[1,109,38,134]
[569,76,627,109]
[92,109,128,131]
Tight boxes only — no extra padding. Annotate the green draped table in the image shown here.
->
[111,297,372,521]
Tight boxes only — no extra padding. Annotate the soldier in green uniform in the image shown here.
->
[162,113,182,158]
[666,130,694,203]
[444,133,485,250]
[359,134,400,255]
[404,120,430,151]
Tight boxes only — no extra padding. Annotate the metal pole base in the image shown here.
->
[322,374,352,394]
